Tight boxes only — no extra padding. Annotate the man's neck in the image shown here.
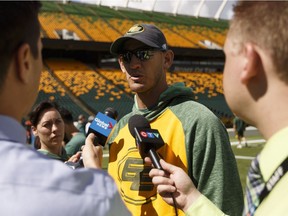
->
[135,84,168,109]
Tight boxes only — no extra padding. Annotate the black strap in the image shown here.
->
[259,156,288,203]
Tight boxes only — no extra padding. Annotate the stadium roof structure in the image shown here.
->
[38,1,234,119]
[71,0,237,21]
[40,0,230,70]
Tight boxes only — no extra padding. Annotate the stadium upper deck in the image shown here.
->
[39,1,228,49]
[37,1,233,126]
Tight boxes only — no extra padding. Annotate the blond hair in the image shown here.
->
[229,1,288,82]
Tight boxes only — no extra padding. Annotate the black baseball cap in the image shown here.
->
[110,23,168,55]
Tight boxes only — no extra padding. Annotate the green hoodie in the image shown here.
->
[108,83,243,216]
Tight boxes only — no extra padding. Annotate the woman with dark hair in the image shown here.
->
[30,101,69,162]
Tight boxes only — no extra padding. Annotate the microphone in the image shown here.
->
[128,114,164,170]
[87,107,118,146]
[104,107,118,121]
[65,108,117,169]
[128,114,179,215]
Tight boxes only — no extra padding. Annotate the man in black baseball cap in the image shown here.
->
[110,23,168,55]
[107,23,243,216]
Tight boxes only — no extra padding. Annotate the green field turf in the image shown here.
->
[231,137,264,191]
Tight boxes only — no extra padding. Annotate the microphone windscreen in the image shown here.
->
[104,107,118,120]
[128,114,150,138]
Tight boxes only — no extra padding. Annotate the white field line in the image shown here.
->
[235,155,254,160]
[230,139,266,146]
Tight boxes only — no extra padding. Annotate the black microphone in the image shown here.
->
[87,107,118,146]
[128,114,179,216]
[128,114,164,170]
[104,107,118,121]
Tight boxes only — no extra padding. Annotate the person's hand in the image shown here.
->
[82,133,103,169]
[67,151,82,163]
[145,158,201,212]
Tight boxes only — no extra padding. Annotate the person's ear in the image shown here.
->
[241,43,261,84]
[118,58,126,73]
[163,50,174,70]
[31,125,38,136]
[15,43,32,84]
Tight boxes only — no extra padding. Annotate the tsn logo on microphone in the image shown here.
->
[140,131,160,139]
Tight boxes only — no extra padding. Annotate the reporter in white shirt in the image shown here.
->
[0,2,131,215]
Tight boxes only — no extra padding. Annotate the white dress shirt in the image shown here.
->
[0,115,131,216]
